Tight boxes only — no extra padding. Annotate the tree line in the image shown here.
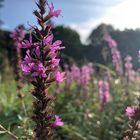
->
[0,23,140,72]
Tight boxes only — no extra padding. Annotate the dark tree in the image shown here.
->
[88,23,114,46]
[53,26,83,64]
[88,23,140,69]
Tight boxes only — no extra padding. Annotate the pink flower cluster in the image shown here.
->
[21,33,65,83]
[124,55,135,81]
[125,106,135,119]
[48,2,61,18]
[99,80,110,109]
[138,50,140,62]
[64,63,94,88]
[20,1,65,83]
[81,63,94,85]
[10,26,25,82]
[104,33,122,75]
[71,64,81,85]
[53,115,64,127]
[64,64,73,88]
[10,26,25,48]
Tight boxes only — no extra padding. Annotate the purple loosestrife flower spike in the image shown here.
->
[55,71,65,83]
[138,50,140,62]
[81,64,94,86]
[124,55,135,82]
[64,63,94,97]
[10,26,25,91]
[71,64,81,85]
[99,80,110,109]
[104,33,123,75]
[125,106,135,120]
[21,33,32,48]
[20,0,64,139]
[80,63,94,97]
[63,64,72,91]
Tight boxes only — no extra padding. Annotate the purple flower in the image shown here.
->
[63,63,94,93]
[44,34,64,60]
[43,34,53,45]
[71,64,81,85]
[49,51,57,59]
[50,39,63,52]
[21,33,32,48]
[10,26,25,49]
[48,3,61,18]
[21,32,65,81]
[125,55,132,61]
[35,46,41,58]
[64,64,73,88]
[21,61,46,78]
[138,50,140,62]
[81,64,94,85]
[55,71,65,83]
[10,26,25,82]
[10,27,25,43]
[31,62,47,78]
[51,58,60,67]
[124,55,135,81]
[125,106,135,119]
[104,33,122,75]
[53,115,64,127]
[99,80,110,109]
[21,50,46,78]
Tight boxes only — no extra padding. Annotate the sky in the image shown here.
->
[1,0,140,43]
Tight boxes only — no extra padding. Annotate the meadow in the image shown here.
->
[0,60,139,139]
[0,0,140,140]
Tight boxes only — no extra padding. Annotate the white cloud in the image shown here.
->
[69,20,103,44]
[104,0,140,29]
[69,0,140,44]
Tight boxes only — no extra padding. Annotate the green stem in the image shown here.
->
[0,124,18,139]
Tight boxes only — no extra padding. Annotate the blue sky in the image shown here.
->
[1,0,140,42]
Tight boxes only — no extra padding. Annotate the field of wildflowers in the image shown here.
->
[0,0,140,140]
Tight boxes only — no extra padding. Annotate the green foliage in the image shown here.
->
[52,73,137,140]
[0,78,33,139]
[0,62,139,140]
